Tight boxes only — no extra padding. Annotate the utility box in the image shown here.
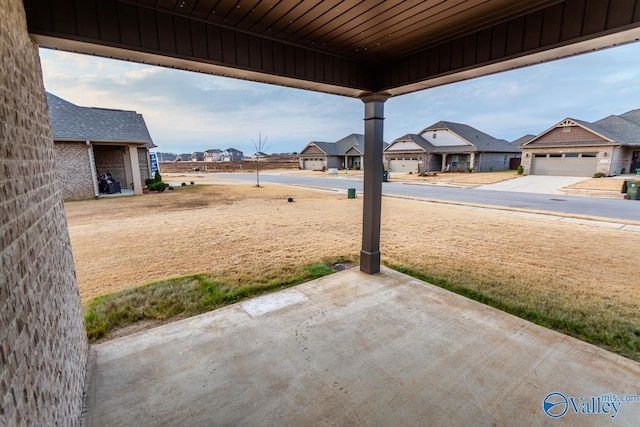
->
[347,188,356,199]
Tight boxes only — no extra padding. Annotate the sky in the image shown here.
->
[39,40,640,155]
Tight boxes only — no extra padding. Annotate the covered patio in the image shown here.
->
[83,267,640,425]
[4,0,640,425]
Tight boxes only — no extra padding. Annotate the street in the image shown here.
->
[180,172,640,222]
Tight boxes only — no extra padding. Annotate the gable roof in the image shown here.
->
[419,121,520,153]
[618,109,640,127]
[511,134,536,147]
[593,115,640,146]
[46,92,155,147]
[385,134,436,152]
[301,133,372,156]
[523,110,640,148]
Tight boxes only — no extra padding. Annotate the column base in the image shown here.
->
[360,250,381,274]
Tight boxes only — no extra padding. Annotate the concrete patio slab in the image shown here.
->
[83,268,640,426]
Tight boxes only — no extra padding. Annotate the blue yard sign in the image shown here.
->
[150,152,159,175]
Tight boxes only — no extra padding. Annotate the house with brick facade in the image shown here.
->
[384,121,521,173]
[47,92,156,200]
[520,110,640,177]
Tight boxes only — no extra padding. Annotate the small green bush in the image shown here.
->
[148,181,169,192]
[593,172,606,178]
[517,165,524,175]
[146,171,164,189]
[181,182,187,186]
[190,181,195,185]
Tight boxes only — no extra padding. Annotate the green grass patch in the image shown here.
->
[386,262,640,362]
[83,259,344,343]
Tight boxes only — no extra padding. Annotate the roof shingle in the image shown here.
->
[46,92,155,147]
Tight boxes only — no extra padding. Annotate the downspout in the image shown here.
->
[87,141,99,197]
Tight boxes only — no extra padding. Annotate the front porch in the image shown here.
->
[83,267,640,426]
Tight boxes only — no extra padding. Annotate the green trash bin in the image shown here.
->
[625,180,640,200]
[347,188,356,199]
[382,171,389,182]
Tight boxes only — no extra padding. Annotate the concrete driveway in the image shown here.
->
[476,175,586,194]
[83,268,640,426]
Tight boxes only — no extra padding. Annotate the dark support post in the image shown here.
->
[360,93,389,274]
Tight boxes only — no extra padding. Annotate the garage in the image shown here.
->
[388,158,419,173]
[302,158,324,171]
[530,153,598,176]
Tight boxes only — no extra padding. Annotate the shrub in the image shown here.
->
[148,181,169,192]
[145,178,155,186]
[467,166,473,173]
[190,181,195,185]
[593,172,606,178]
[181,182,187,186]
[154,170,162,182]
[517,165,524,175]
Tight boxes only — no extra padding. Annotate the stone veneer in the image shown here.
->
[0,0,88,425]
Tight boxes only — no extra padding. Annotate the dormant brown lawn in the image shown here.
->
[66,183,640,356]
[66,183,638,303]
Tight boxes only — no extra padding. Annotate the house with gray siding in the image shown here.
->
[384,121,521,173]
[47,92,155,200]
[221,148,244,161]
[299,134,368,170]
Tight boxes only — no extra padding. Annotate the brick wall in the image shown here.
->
[54,141,95,200]
[0,1,88,426]
[138,147,150,182]
[94,145,128,188]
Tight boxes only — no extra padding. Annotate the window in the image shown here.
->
[562,126,572,133]
[549,154,562,158]
[582,153,597,158]
[565,153,579,158]
[534,154,547,158]
[433,133,437,139]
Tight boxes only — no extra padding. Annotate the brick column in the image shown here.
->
[0,1,88,425]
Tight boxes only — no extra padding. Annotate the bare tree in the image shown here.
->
[252,133,268,187]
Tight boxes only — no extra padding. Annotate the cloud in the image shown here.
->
[39,41,640,152]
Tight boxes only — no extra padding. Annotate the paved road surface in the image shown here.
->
[184,172,640,222]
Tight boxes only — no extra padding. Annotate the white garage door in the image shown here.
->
[530,153,597,177]
[389,159,419,173]
[303,158,324,171]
